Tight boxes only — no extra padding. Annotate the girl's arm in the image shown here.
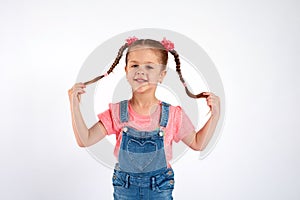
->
[68,83,107,147]
[182,92,220,151]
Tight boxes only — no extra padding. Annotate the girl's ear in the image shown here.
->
[124,65,128,72]
[159,70,167,83]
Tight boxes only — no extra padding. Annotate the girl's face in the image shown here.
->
[125,48,167,94]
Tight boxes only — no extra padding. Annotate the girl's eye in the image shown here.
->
[146,65,154,69]
[131,65,139,68]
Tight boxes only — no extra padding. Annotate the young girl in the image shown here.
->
[68,37,220,199]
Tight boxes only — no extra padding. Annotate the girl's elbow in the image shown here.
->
[189,144,202,151]
[198,143,209,151]
[76,139,90,147]
[190,143,207,151]
[78,142,94,148]
[78,143,86,148]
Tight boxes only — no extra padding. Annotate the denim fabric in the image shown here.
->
[113,100,174,199]
[119,100,170,127]
[113,166,174,200]
[120,100,129,123]
[118,126,167,173]
[159,102,170,127]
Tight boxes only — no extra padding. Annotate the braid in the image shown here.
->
[169,49,207,98]
[84,43,128,85]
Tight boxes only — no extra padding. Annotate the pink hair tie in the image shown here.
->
[183,82,187,87]
[161,37,175,51]
[126,36,138,46]
[104,72,108,77]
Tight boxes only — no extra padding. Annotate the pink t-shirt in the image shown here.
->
[97,101,195,165]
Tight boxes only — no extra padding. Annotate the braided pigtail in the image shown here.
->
[83,43,128,85]
[169,49,207,98]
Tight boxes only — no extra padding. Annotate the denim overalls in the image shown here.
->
[112,100,174,200]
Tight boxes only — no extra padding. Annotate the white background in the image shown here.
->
[1,0,299,199]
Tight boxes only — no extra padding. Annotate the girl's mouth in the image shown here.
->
[134,78,148,83]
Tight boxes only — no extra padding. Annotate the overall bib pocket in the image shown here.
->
[127,139,158,171]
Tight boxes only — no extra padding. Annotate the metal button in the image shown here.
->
[159,131,164,136]
[169,180,174,185]
[167,170,173,175]
[123,127,128,132]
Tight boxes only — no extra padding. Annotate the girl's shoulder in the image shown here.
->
[161,101,183,112]
[159,101,186,122]
[106,102,121,121]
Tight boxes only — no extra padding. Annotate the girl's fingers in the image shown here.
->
[203,92,220,117]
[72,88,86,96]
[68,82,87,105]
[75,82,86,88]
[73,83,86,91]
[68,83,86,102]
[204,92,220,107]
[69,83,86,93]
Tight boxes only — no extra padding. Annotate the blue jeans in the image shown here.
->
[112,167,174,200]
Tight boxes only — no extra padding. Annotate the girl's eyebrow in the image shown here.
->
[128,60,157,64]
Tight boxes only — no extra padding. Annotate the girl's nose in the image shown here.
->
[136,69,145,76]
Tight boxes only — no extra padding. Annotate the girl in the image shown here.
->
[68,37,220,199]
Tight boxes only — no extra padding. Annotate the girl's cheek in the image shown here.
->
[126,71,134,78]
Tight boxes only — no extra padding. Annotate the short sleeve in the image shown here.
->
[172,106,195,143]
[97,103,120,135]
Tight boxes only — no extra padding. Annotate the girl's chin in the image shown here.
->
[132,84,156,94]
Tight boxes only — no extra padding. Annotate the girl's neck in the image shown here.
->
[130,93,159,108]
[129,93,160,115]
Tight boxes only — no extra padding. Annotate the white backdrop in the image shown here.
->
[1,0,299,199]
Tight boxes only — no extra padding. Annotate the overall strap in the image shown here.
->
[119,100,129,123]
[159,102,170,128]
[120,100,170,126]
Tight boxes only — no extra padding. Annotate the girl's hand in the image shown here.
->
[68,83,86,107]
[203,92,220,118]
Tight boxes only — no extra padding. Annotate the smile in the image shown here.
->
[134,78,148,83]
